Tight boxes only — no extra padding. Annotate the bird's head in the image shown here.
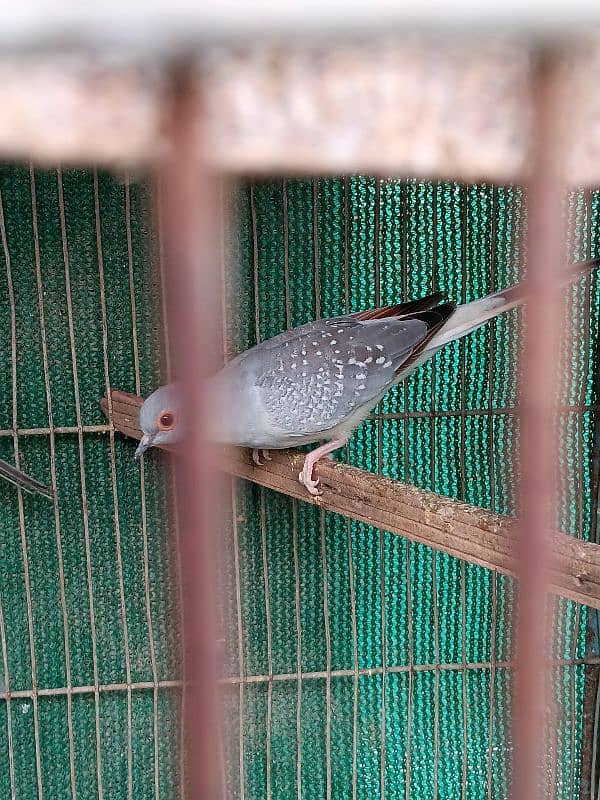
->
[135,383,184,459]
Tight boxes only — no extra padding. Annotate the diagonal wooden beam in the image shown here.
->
[100,388,600,609]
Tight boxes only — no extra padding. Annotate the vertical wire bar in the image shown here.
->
[373,178,388,800]
[431,180,440,800]
[92,168,134,800]
[57,166,105,800]
[321,511,332,800]
[313,179,332,800]
[216,181,246,795]
[486,185,499,800]
[582,189,600,800]
[29,165,77,799]
[124,174,161,800]
[0,187,44,800]
[231,480,246,800]
[283,180,303,800]
[568,189,593,800]
[292,500,303,800]
[219,177,245,800]
[155,180,187,800]
[459,185,469,800]
[343,175,360,800]
[249,182,274,800]
[216,177,232,799]
[159,67,222,799]
[511,52,565,800]
[0,594,17,799]
[401,180,414,800]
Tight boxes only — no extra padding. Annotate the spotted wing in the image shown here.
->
[249,301,455,438]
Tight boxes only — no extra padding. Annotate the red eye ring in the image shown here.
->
[157,410,176,431]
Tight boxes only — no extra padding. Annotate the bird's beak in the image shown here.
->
[134,434,154,460]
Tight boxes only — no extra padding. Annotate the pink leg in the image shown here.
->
[298,437,348,496]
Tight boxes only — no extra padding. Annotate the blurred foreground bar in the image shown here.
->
[102,388,600,610]
[0,34,600,182]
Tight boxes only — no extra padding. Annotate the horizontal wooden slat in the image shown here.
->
[101,388,600,609]
[0,36,598,184]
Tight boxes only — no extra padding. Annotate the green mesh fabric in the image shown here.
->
[0,166,181,799]
[0,168,596,799]
[220,179,599,800]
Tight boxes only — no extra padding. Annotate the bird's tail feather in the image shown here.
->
[429,256,600,350]
[0,459,53,499]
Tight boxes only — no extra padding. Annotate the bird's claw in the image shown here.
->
[298,467,322,496]
[252,448,271,466]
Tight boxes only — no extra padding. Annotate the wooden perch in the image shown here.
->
[101,388,600,609]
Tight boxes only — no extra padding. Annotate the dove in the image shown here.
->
[135,257,599,495]
[0,459,52,499]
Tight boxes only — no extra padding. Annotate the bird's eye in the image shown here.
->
[157,411,176,431]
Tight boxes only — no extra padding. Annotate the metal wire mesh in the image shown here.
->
[218,178,599,800]
[0,165,182,800]
[0,167,597,798]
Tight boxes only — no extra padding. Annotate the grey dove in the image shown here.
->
[135,258,599,495]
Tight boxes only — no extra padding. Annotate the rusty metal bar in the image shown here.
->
[511,51,567,800]
[158,65,222,799]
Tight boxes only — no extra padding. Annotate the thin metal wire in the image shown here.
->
[29,164,77,800]
[0,425,111,436]
[0,185,45,800]
[250,183,274,800]
[321,510,332,800]
[486,184,499,800]
[156,176,187,800]
[401,180,414,800]
[373,177,388,800]
[459,185,469,800]
[282,179,303,800]
[57,166,105,800]
[0,679,183,700]
[292,500,303,800]
[568,189,593,800]
[312,180,333,800]
[343,175,359,800]
[230,479,246,800]
[0,592,17,799]
[217,183,246,797]
[92,168,133,800]
[431,181,441,800]
[124,174,161,800]
[217,656,599,686]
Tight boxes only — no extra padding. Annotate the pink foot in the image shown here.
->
[252,448,271,466]
[298,437,348,496]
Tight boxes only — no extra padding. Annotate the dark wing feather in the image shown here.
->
[353,292,446,321]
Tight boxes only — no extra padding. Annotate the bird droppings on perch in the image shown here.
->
[101,387,600,610]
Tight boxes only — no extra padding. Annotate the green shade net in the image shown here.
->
[0,168,597,798]
[219,179,599,800]
[0,167,181,800]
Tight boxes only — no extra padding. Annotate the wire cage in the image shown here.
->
[1,16,600,800]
